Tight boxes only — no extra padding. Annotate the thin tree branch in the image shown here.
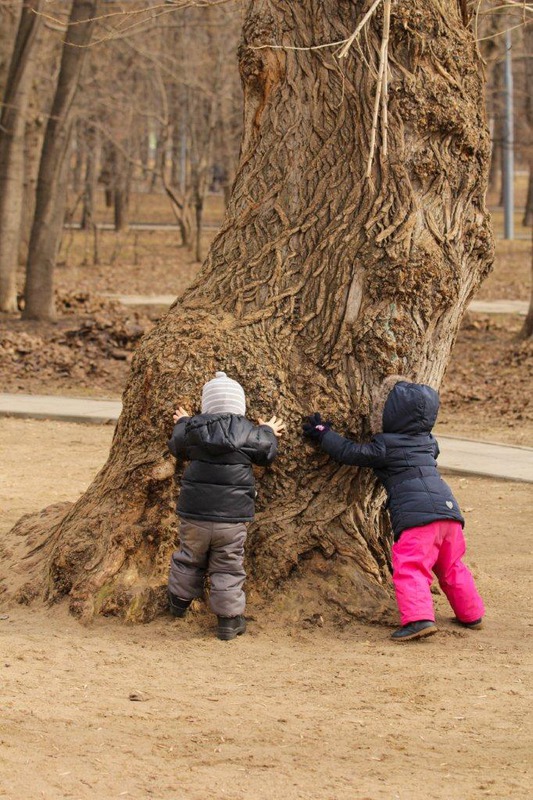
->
[366,0,390,178]
[250,0,384,56]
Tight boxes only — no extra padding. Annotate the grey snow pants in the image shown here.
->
[168,519,247,618]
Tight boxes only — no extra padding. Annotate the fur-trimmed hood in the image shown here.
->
[370,375,408,434]
[371,376,440,435]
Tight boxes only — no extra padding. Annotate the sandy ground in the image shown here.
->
[0,418,532,800]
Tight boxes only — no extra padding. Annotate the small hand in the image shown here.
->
[173,406,190,424]
[302,412,332,440]
[258,415,286,437]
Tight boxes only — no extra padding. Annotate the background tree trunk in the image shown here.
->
[0,1,21,102]
[18,111,45,266]
[524,165,533,228]
[520,22,533,337]
[522,25,533,228]
[0,0,42,312]
[80,125,99,231]
[71,119,84,193]
[488,63,503,198]
[1,1,494,623]
[520,231,533,339]
[23,0,97,322]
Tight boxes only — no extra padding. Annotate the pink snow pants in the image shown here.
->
[392,520,485,626]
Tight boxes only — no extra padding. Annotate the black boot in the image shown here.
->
[168,592,192,618]
[216,615,247,641]
[391,620,437,642]
[453,617,484,630]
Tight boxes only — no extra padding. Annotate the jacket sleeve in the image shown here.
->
[168,418,190,458]
[319,430,387,468]
[244,424,278,466]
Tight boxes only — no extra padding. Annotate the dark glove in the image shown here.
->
[302,412,332,441]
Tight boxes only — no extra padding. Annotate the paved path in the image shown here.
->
[469,299,528,316]
[0,393,121,425]
[1,393,531,483]
[434,434,532,483]
[104,293,176,306]
[102,294,530,316]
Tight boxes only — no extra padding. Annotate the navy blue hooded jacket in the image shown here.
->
[319,381,464,540]
[168,413,277,523]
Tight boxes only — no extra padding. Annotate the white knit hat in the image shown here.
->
[201,371,246,416]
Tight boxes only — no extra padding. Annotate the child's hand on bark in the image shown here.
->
[258,415,286,437]
[173,406,190,424]
[302,412,332,440]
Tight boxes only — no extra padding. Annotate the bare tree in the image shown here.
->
[519,20,533,338]
[2,1,493,623]
[80,123,99,230]
[23,0,97,322]
[522,23,533,227]
[520,230,533,339]
[52,2,242,252]
[0,0,42,312]
[154,8,241,256]
[18,110,44,266]
[0,0,21,101]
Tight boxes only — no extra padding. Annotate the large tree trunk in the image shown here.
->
[1,1,493,623]
[0,0,42,312]
[23,0,96,322]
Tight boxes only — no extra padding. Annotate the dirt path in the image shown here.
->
[0,419,532,800]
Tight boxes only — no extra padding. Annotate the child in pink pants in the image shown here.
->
[303,377,485,642]
[392,519,484,631]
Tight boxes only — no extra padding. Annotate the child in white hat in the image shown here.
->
[168,371,285,640]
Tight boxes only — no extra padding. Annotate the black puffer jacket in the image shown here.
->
[168,413,278,523]
[319,381,464,540]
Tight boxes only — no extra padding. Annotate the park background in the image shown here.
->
[0,1,532,799]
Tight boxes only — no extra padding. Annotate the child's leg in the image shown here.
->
[168,519,210,601]
[208,522,247,618]
[433,521,485,623]
[392,522,441,625]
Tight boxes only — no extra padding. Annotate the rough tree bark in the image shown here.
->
[0,0,42,312]
[23,0,97,322]
[1,1,493,623]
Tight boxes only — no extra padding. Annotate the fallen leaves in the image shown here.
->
[0,292,155,394]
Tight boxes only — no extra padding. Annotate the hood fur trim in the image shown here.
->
[370,374,411,434]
